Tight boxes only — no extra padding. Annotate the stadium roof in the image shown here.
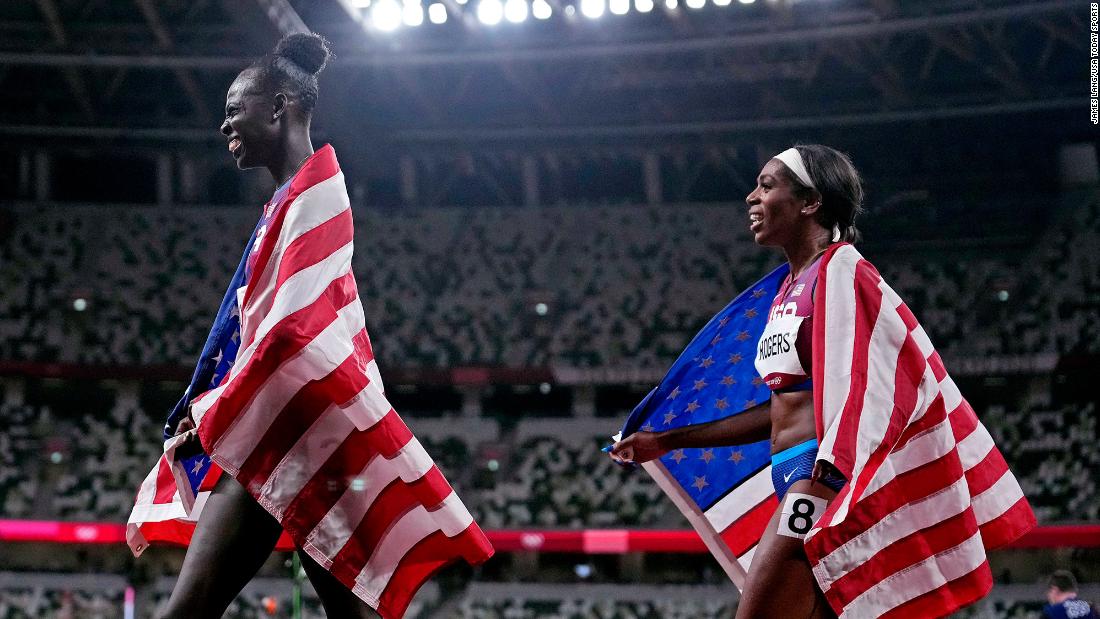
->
[0,0,1084,146]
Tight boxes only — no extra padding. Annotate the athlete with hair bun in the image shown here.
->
[156,32,383,619]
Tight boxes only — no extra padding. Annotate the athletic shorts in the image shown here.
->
[770,439,846,500]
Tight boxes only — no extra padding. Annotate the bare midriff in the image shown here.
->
[769,389,817,453]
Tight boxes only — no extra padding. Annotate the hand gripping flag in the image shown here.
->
[618,264,789,588]
[128,145,493,618]
[620,243,1035,617]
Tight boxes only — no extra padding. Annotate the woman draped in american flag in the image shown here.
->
[610,145,1034,618]
[129,33,493,619]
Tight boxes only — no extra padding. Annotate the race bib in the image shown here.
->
[754,315,806,386]
[777,492,828,539]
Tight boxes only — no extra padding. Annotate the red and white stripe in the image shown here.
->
[642,460,776,589]
[806,244,1035,618]
[703,467,776,571]
[128,145,493,619]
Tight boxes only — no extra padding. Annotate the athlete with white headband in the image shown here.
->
[611,144,863,618]
[611,142,1032,616]
[774,147,843,243]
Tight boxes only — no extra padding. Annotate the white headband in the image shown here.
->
[774,147,842,242]
[773,148,816,190]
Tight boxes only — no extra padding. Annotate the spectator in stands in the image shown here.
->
[1044,570,1098,619]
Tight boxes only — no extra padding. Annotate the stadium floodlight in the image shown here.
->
[635,0,653,12]
[477,0,504,24]
[685,0,704,8]
[428,3,448,22]
[532,0,552,19]
[580,0,605,18]
[371,0,403,30]
[609,0,629,15]
[664,0,677,8]
[504,0,528,22]
[403,0,425,26]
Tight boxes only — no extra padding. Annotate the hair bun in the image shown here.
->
[274,32,331,76]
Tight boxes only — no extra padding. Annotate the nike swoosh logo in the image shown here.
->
[783,470,797,483]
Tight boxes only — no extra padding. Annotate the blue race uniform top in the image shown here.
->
[1044,598,1100,619]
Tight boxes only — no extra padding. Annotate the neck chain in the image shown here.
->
[280,152,311,186]
[788,246,829,283]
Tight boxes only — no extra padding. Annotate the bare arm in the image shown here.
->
[609,401,771,464]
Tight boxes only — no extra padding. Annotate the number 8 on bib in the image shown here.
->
[777,492,828,539]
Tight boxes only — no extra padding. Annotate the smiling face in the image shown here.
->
[745,158,816,247]
[220,69,279,170]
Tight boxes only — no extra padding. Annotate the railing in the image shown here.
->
[2,519,1097,552]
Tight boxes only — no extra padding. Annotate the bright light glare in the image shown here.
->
[532,0,552,18]
[580,0,605,18]
[635,0,653,11]
[350,0,371,6]
[685,0,704,8]
[504,0,528,22]
[403,1,424,26]
[664,0,677,8]
[564,4,576,16]
[371,0,403,30]
[609,0,629,14]
[738,0,754,3]
[713,0,730,5]
[428,3,448,22]
[477,0,504,24]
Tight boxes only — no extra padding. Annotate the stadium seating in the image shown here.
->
[0,573,125,619]
[52,404,162,520]
[0,588,122,619]
[456,583,738,619]
[985,402,1099,523]
[7,194,1096,369]
[473,420,665,528]
[1,194,1098,540]
[0,403,40,519]
[0,397,1094,525]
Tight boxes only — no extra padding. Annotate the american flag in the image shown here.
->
[618,264,788,589]
[805,244,1035,617]
[128,145,493,618]
[621,243,1035,617]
